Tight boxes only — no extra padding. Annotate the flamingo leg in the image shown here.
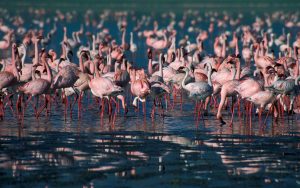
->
[151,99,156,120]
[264,103,273,125]
[258,106,263,127]
[36,95,49,118]
[100,98,105,118]
[69,92,79,118]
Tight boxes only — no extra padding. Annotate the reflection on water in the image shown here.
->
[1,117,300,187]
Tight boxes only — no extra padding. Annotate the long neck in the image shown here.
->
[122,29,126,47]
[163,33,167,44]
[93,59,100,78]
[235,39,239,56]
[56,58,61,72]
[43,56,52,82]
[170,37,175,51]
[31,66,36,80]
[72,32,76,41]
[61,44,66,59]
[92,35,96,51]
[63,28,67,43]
[11,48,19,81]
[287,34,290,47]
[221,38,226,58]
[76,32,81,43]
[270,34,274,46]
[181,70,189,89]
[187,41,191,53]
[235,60,241,79]
[148,58,153,75]
[159,55,163,78]
[21,46,26,67]
[34,41,38,65]
[130,32,133,45]
[207,66,212,86]
[199,40,203,52]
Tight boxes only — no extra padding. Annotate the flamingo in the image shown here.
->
[88,57,126,117]
[181,61,214,120]
[149,53,170,118]
[151,30,169,50]
[130,68,151,115]
[0,44,20,89]
[18,50,52,118]
[130,32,137,54]
[0,30,13,50]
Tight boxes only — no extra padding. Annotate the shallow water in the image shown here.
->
[1,5,300,187]
[0,97,300,187]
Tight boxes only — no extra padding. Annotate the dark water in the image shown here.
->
[0,97,300,187]
[1,6,300,188]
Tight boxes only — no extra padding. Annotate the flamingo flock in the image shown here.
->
[0,8,300,127]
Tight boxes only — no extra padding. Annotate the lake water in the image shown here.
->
[1,5,300,187]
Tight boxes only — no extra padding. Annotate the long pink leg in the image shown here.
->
[36,95,49,118]
[100,98,105,118]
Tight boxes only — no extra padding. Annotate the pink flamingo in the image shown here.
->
[130,68,151,115]
[0,44,20,89]
[0,30,13,50]
[18,50,52,118]
[151,30,169,50]
[88,58,126,117]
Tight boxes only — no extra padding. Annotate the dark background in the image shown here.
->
[1,0,300,12]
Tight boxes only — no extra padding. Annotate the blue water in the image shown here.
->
[0,7,300,187]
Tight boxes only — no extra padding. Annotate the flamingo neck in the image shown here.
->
[92,35,96,51]
[207,64,213,86]
[130,32,133,45]
[76,32,81,43]
[159,55,163,78]
[11,48,19,81]
[93,59,100,78]
[34,42,38,65]
[21,45,26,67]
[181,69,189,90]
[148,59,153,75]
[31,66,36,80]
[43,56,52,83]
[236,60,241,79]
[72,32,76,42]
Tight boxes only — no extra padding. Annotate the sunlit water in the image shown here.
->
[0,96,300,187]
[0,7,300,187]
